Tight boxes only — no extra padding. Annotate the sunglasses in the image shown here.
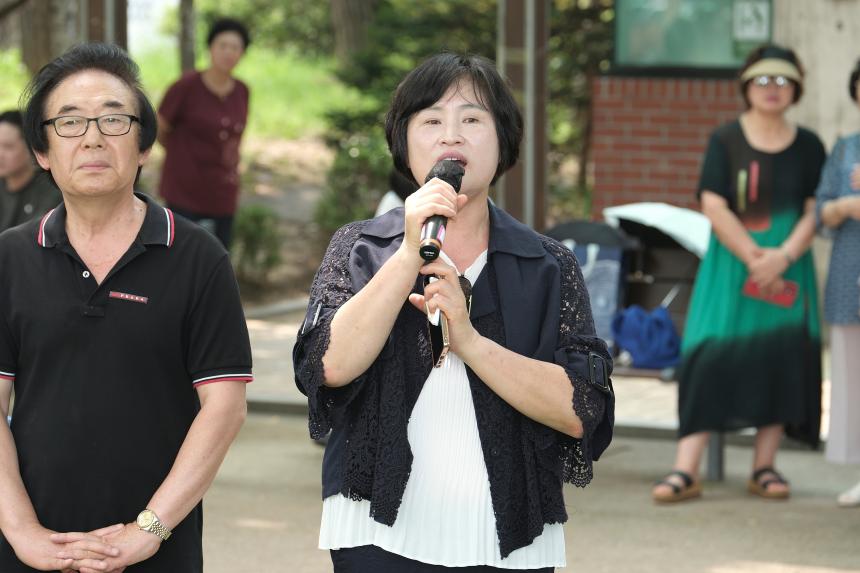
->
[424,274,473,368]
[752,75,791,88]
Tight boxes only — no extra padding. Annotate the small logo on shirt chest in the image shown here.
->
[109,291,149,304]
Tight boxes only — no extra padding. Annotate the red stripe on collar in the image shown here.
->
[165,207,175,247]
[36,208,56,247]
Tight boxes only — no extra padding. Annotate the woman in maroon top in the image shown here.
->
[158,18,250,248]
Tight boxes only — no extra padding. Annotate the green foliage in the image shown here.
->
[136,45,366,139]
[235,48,367,139]
[0,49,29,111]
[549,0,615,182]
[314,123,393,233]
[231,204,283,285]
[315,0,498,235]
[136,45,182,102]
[316,0,615,232]
[145,0,615,231]
[313,103,389,234]
[549,181,592,223]
[336,0,497,97]
[196,0,333,56]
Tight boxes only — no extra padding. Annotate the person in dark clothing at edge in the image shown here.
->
[0,43,252,572]
[293,52,614,572]
[0,110,61,233]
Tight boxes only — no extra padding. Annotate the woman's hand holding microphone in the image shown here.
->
[409,261,478,356]
[397,174,474,357]
[400,176,468,260]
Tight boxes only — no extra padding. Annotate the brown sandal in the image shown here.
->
[652,470,702,503]
[747,467,790,499]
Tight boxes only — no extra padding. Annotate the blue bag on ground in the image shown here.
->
[611,305,680,369]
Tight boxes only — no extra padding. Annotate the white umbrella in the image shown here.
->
[602,202,711,259]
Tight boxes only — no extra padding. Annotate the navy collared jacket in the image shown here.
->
[293,203,614,558]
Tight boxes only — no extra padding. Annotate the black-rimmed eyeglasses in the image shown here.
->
[42,114,140,138]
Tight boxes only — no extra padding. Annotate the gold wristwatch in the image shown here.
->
[136,509,172,541]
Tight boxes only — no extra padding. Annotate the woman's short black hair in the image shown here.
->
[20,43,157,155]
[207,18,251,49]
[739,44,804,108]
[385,52,523,186]
[388,168,418,201]
[849,59,860,102]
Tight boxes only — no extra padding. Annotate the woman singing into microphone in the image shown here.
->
[293,53,614,572]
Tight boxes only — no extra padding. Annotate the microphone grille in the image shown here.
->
[425,160,465,192]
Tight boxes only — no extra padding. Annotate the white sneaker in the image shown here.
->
[837,480,860,507]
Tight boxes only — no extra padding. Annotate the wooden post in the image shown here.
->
[496,0,548,231]
[85,0,128,48]
[87,0,104,42]
[113,0,127,49]
[179,0,195,71]
[20,0,57,74]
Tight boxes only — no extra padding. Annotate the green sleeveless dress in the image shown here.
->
[678,120,825,447]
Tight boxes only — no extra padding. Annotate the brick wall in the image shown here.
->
[591,77,745,217]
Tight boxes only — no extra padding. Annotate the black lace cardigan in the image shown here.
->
[293,204,614,558]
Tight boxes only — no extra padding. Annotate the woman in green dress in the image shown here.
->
[652,45,825,503]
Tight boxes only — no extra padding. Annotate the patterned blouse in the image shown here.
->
[293,204,615,558]
[815,133,860,324]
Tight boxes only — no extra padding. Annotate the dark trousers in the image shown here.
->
[330,545,554,573]
[167,204,234,249]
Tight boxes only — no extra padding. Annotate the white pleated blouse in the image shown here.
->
[318,250,566,569]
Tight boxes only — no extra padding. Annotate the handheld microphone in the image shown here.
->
[419,160,465,261]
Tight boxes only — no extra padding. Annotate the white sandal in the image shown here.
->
[837,480,860,508]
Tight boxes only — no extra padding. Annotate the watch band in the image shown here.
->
[137,509,172,541]
[145,519,172,541]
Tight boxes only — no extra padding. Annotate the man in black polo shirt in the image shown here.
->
[0,44,252,572]
[0,110,61,232]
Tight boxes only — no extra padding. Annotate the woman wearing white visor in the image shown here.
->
[653,45,826,503]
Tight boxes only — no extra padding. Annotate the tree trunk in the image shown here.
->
[179,0,195,71]
[0,0,28,22]
[21,0,80,74]
[0,0,27,50]
[330,0,375,66]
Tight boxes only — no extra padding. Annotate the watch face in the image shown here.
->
[137,510,155,528]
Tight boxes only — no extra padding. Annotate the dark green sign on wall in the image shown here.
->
[614,0,772,74]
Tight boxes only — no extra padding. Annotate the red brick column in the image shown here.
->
[591,77,745,218]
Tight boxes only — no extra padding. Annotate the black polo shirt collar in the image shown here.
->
[361,201,545,259]
[37,192,175,249]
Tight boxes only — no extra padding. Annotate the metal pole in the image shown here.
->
[706,432,725,481]
[495,0,507,211]
[523,0,536,228]
[104,0,115,43]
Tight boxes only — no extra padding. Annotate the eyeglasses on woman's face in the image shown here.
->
[42,114,139,138]
[752,75,790,88]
